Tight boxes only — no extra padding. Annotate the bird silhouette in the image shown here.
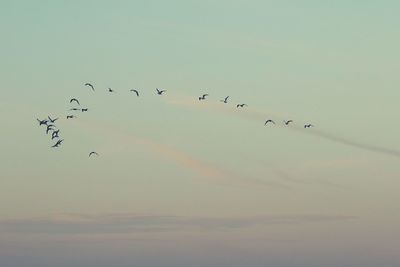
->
[66,115,76,119]
[48,116,58,123]
[81,108,88,112]
[89,151,99,157]
[236,104,247,108]
[70,98,80,105]
[156,88,166,95]
[51,130,60,140]
[52,139,63,148]
[304,124,314,128]
[264,120,275,125]
[220,96,229,103]
[108,88,115,93]
[85,83,95,91]
[46,124,56,134]
[130,89,139,96]
[284,120,293,125]
[198,94,208,101]
[70,108,81,111]
[37,118,48,126]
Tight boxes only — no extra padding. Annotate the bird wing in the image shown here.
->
[85,83,95,91]
[70,98,80,105]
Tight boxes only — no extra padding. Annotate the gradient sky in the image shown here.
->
[1,1,400,266]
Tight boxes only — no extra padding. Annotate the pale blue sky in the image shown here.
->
[1,1,400,266]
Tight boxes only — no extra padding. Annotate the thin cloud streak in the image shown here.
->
[0,213,356,235]
[294,127,400,159]
[167,95,400,159]
[74,118,282,188]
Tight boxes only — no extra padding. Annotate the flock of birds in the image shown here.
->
[36,83,314,158]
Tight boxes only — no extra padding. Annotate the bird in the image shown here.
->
[304,124,314,128]
[70,98,80,105]
[81,108,88,112]
[89,151,99,157]
[264,119,275,125]
[52,139,63,148]
[85,83,95,91]
[220,96,229,103]
[46,124,56,134]
[156,88,166,95]
[66,115,76,119]
[36,118,48,126]
[51,130,60,140]
[198,94,208,101]
[236,104,247,108]
[108,88,115,93]
[70,108,81,111]
[48,116,58,123]
[130,89,139,96]
[284,120,293,125]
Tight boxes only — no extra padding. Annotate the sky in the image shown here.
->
[1,1,400,266]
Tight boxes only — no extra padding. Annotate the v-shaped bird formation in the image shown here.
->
[36,83,314,158]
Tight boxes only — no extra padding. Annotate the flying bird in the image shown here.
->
[70,98,80,105]
[156,88,166,95]
[284,120,293,125]
[264,119,275,125]
[46,124,56,134]
[48,116,58,123]
[52,139,63,148]
[198,94,209,101]
[85,83,95,91]
[36,119,48,126]
[81,108,88,112]
[236,104,247,108]
[89,151,99,157]
[130,89,139,96]
[108,88,115,93]
[220,96,229,103]
[304,124,314,128]
[51,130,60,140]
[66,115,76,119]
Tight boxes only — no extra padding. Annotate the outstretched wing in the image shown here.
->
[85,83,95,91]
[70,98,80,105]
[131,89,139,96]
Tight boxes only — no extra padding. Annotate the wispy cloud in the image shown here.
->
[0,213,355,235]
[167,95,400,159]
[294,127,400,159]
[74,118,281,187]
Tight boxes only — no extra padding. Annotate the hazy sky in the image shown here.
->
[1,1,400,266]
